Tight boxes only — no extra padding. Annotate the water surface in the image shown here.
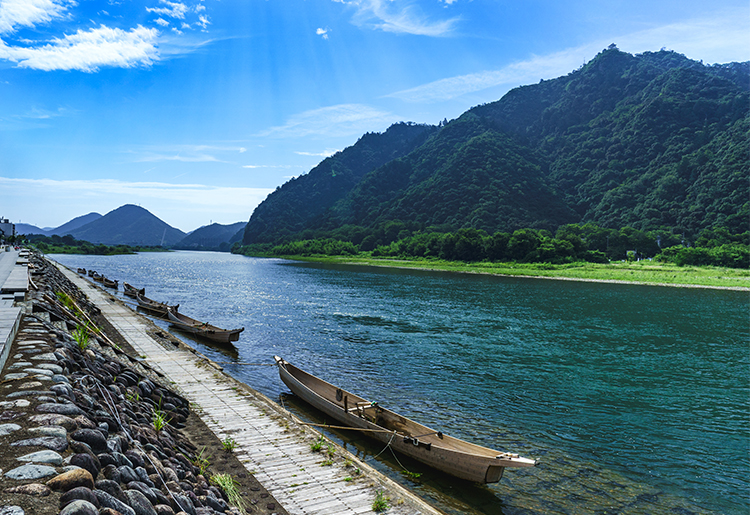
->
[52,251,749,514]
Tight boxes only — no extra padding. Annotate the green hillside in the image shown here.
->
[241,47,749,247]
[69,204,186,246]
[242,122,437,244]
[174,221,247,251]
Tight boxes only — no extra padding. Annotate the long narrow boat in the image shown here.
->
[102,277,118,289]
[167,308,244,344]
[274,356,536,483]
[135,293,178,317]
[123,282,145,298]
[88,270,97,277]
[77,268,87,275]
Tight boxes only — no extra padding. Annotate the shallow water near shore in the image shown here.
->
[52,251,749,515]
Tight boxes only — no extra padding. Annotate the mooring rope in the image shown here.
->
[211,362,275,366]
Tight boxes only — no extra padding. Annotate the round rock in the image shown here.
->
[47,468,95,491]
[59,500,99,515]
[4,464,58,480]
[16,450,63,466]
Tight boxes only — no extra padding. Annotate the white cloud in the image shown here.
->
[0,105,73,130]
[242,164,300,169]
[334,0,458,36]
[155,18,170,27]
[258,104,400,138]
[388,12,750,103]
[0,176,270,232]
[295,149,338,158]
[316,27,329,40]
[132,144,248,163]
[0,0,70,34]
[0,25,159,72]
[146,0,189,20]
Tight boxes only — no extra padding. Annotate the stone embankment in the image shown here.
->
[0,253,286,515]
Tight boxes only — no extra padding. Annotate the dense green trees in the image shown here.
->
[236,223,748,269]
[25,234,160,255]
[238,48,748,266]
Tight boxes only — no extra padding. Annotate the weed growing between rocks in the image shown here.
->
[211,473,246,514]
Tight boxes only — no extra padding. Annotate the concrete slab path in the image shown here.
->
[56,261,442,515]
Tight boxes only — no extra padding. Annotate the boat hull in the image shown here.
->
[167,308,243,344]
[123,282,144,298]
[135,293,177,317]
[274,356,535,483]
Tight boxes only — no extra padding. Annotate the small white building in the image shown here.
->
[0,217,15,240]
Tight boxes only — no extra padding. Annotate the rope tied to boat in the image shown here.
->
[211,362,275,366]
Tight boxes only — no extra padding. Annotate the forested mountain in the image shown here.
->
[173,221,246,251]
[242,122,438,243]
[16,212,102,237]
[50,212,102,236]
[242,47,749,246]
[68,204,186,246]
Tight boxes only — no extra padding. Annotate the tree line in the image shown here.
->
[234,223,749,269]
[24,234,164,255]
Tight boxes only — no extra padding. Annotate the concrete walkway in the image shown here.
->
[57,262,442,515]
[0,249,24,372]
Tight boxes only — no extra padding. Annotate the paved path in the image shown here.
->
[57,261,441,515]
[0,249,24,371]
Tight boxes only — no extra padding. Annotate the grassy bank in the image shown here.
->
[274,255,750,290]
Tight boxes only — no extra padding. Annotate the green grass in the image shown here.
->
[72,323,92,350]
[372,490,390,513]
[222,436,237,453]
[211,473,246,514]
[191,447,211,476]
[151,407,171,433]
[310,435,325,452]
[281,255,750,289]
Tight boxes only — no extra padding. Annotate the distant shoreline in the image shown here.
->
[364,263,750,291]
[276,255,750,292]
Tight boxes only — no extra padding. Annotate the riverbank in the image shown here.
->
[0,251,443,515]
[270,255,750,290]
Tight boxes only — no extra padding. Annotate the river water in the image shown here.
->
[51,251,749,515]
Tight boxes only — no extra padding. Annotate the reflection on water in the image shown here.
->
[52,251,750,515]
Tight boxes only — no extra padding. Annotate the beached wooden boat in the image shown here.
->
[88,270,97,277]
[77,268,87,275]
[123,282,145,298]
[274,356,536,483]
[93,274,104,283]
[101,277,118,289]
[135,293,178,317]
[167,308,244,344]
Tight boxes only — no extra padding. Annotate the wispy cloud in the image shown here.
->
[258,104,400,138]
[295,149,338,158]
[0,176,270,231]
[132,144,248,163]
[0,0,71,34]
[316,27,329,40]
[334,0,458,36]
[0,105,74,130]
[387,12,749,103]
[0,25,159,72]
[146,0,189,20]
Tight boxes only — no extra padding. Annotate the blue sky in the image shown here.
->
[1,0,748,233]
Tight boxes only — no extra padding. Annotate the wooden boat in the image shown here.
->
[274,356,536,483]
[123,282,145,298]
[102,277,118,289]
[135,293,178,317]
[88,270,97,277]
[93,274,104,283]
[167,308,243,344]
[77,268,87,275]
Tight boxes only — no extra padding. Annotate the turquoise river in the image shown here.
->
[51,251,749,515]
